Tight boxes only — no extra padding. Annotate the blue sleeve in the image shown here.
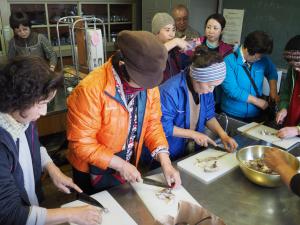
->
[0,144,30,225]
[159,87,178,137]
[221,55,249,102]
[263,56,278,80]
[205,93,216,122]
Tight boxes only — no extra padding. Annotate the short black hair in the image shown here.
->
[192,45,223,68]
[9,11,31,29]
[284,35,300,51]
[0,56,63,114]
[205,13,226,30]
[244,31,273,55]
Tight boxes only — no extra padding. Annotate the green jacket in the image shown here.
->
[278,66,298,111]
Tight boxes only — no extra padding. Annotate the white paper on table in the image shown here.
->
[177,149,239,184]
[238,122,300,149]
[61,190,137,225]
[131,173,200,222]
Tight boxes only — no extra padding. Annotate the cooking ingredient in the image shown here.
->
[243,158,278,175]
[155,188,175,203]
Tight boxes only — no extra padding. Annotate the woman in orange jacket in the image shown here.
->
[67,31,181,193]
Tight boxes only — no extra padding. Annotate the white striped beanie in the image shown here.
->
[190,61,226,82]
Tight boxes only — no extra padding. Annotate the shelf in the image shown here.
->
[10,4,46,25]
[110,22,132,25]
[7,2,135,59]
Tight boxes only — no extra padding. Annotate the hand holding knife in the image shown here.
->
[70,188,109,213]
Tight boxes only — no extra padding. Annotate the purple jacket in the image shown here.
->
[200,36,233,58]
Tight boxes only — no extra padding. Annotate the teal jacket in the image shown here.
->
[220,48,278,118]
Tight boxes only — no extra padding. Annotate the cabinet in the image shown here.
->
[9,1,136,58]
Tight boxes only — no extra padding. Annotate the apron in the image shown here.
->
[89,150,127,191]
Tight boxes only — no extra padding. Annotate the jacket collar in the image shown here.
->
[0,113,28,142]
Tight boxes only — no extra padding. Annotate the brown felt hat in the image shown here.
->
[117,30,168,89]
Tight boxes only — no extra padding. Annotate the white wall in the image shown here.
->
[142,0,218,34]
[189,0,218,35]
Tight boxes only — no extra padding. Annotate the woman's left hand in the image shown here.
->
[161,163,181,189]
[221,134,238,152]
[277,127,299,139]
[47,163,82,194]
[158,153,181,188]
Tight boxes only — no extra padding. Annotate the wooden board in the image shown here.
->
[131,173,200,222]
[61,190,137,225]
[238,122,300,149]
[177,149,239,184]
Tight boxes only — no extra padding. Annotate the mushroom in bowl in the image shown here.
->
[236,145,299,187]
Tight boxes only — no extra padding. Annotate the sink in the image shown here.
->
[204,113,247,141]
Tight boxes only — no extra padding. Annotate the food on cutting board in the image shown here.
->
[155,188,175,204]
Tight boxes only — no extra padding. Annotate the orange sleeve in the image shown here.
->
[67,80,114,170]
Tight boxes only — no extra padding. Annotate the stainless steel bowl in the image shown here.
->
[236,145,299,187]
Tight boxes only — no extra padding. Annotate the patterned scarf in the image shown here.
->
[283,50,300,62]
[121,79,144,95]
[0,112,28,142]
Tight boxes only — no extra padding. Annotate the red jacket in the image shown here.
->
[199,36,233,58]
[67,59,168,173]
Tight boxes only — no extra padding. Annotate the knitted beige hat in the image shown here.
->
[151,12,175,34]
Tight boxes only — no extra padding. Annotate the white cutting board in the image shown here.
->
[61,190,137,225]
[238,122,300,149]
[177,149,238,184]
[131,173,200,222]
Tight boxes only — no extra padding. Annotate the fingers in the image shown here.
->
[207,137,217,147]
[166,170,181,188]
[121,162,141,183]
[68,182,83,193]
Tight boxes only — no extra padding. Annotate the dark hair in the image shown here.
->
[112,50,130,82]
[205,13,226,30]
[0,56,63,114]
[284,35,300,51]
[172,4,189,15]
[244,31,273,55]
[191,45,223,68]
[9,11,31,29]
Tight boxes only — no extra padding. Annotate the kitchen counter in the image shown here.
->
[109,133,300,225]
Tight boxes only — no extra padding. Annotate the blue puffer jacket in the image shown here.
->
[159,72,215,160]
[0,123,43,225]
[220,47,278,118]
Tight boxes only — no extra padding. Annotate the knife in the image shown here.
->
[142,177,172,188]
[208,143,227,152]
[70,188,109,213]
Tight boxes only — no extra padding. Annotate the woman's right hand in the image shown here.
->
[69,205,102,225]
[276,108,287,124]
[175,36,191,51]
[109,156,142,183]
[119,161,142,183]
[191,131,216,147]
[256,98,269,110]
